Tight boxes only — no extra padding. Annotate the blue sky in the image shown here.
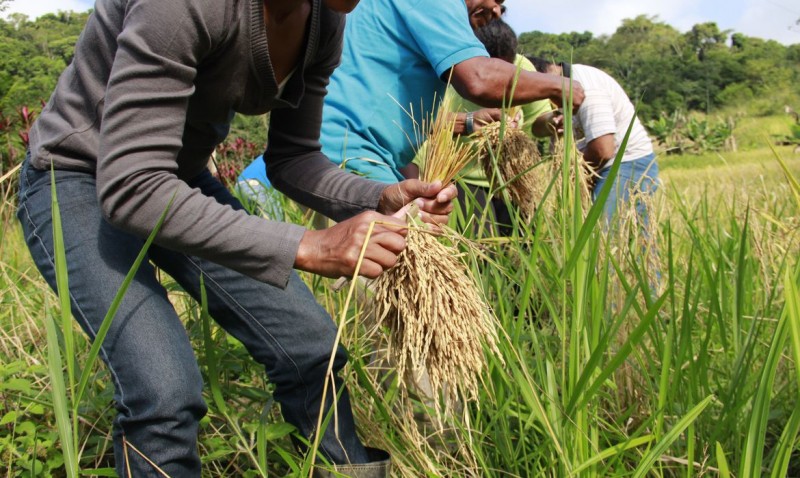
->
[5,0,799,45]
[504,0,799,45]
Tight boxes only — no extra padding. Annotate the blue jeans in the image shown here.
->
[16,156,370,476]
[592,153,659,225]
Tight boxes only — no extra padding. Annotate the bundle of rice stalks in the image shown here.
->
[370,227,498,408]
[475,111,545,221]
[369,95,500,411]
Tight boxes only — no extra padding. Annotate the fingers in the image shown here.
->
[295,211,410,279]
[397,180,456,225]
[364,231,406,273]
[351,217,408,278]
[383,179,457,227]
[435,183,458,203]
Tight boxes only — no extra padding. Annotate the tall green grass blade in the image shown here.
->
[786,265,800,394]
[656,225,679,439]
[771,262,800,477]
[75,192,176,406]
[199,274,227,413]
[49,167,75,400]
[562,114,636,277]
[48,167,79,475]
[739,300,790,478]
[44,314,78,478]
[769,405,800,478]
[715,441,731,478]
[571,435,654,474]
[632,394,713,478]
[732,209,749,353]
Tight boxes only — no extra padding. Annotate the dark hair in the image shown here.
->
[527,56,555,74]
[475,18,517,62]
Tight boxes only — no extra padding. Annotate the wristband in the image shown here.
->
[464,111,475,135]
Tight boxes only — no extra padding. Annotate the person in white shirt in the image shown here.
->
[530,58,659,225]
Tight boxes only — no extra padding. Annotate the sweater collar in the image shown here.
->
[249,0,320,106]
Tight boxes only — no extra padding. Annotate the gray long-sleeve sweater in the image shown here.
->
[28,0,387,288]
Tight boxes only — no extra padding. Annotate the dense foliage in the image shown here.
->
[0,11,88,115]
[518,15,800,120]
[2,11,798,123]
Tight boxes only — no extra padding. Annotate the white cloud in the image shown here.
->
[736,0,800,45]
[3,0,93,19]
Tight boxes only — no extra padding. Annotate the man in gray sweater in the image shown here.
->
[17,0,455,475]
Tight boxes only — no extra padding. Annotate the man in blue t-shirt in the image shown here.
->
[320,0,585,184]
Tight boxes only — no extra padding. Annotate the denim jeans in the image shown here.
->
[592,153,659,225]
[16,155,370,476]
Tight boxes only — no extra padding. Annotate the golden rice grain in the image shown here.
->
[370,226,499,410]
[367,94,501,411]
[477,122,544,221]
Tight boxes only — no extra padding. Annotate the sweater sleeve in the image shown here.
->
[265,13,387,222]
[96,0,304,288]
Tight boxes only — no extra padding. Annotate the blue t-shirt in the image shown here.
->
[320,0,488,183]
[238,155,270,186]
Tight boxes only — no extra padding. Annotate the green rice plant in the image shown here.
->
[3,116,799,476]
[48,165,79,477]
[44,168,175,475]
[716,441,732,478]
[769,405,800,478]
[739,277,793,477]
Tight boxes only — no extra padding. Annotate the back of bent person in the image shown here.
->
[16,0,457,475]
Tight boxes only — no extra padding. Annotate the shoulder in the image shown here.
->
[574,64,616,84]
[319,1,346,39]
[119,0,236,49]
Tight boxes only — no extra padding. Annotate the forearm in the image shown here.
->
[267,151,386,221]
[451,57,565,108]
[582,134,617,171]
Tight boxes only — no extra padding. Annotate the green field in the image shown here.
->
[1,139,799,477]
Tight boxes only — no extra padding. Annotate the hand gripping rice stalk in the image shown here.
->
[476,113,545,221]
[370,97,500,411]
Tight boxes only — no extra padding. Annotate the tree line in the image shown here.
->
[518,15,800,121]
[0,11,798,127]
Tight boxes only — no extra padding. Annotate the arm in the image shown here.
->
[265,19,388,222]
[96,0,311,288]
[582,133,616,171]
[575,87,618,175]
[449,57,585,110]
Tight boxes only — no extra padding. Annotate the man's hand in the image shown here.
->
[550,78,585,111]
[378,179,457,225]
[534,110,565,137]
[295,210,408,279]
[461,109,521,135]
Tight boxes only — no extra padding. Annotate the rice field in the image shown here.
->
[0,141,798,477]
